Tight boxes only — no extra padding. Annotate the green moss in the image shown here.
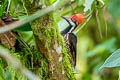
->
[0,45,48,80]
[0,50,27,80]
[0,14,75,80]
[52,16,75,79]
[22,0,75,79]
[31,13,75,80]
[58,35,75,79]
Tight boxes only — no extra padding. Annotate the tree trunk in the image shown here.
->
[22,0,75,80]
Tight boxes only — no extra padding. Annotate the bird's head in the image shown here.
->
[62,13,84,28]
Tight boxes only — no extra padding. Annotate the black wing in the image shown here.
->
[68,33,77,67]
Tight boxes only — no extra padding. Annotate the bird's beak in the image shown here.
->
[61,16,72,25]
[61,16,70,21]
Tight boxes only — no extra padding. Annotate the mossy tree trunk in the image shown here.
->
[22,0,75,80]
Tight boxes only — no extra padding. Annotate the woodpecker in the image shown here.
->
[61,13,84,69]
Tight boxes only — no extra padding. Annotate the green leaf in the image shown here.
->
[100,49,120,69]
[78,0,85,6]
[83,0,94,13]
[15,23,32,31]
[15,16,32,31]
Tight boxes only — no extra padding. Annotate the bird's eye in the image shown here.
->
[71,19,76,23]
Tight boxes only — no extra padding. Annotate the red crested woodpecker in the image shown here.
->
[61,13,84,70]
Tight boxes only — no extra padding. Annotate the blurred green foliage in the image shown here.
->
[0,0,120,80]
[83,0,94,12]
[107,0,120,20]
[0,0,8,16]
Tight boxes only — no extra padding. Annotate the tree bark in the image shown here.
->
[22,0,75,80]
